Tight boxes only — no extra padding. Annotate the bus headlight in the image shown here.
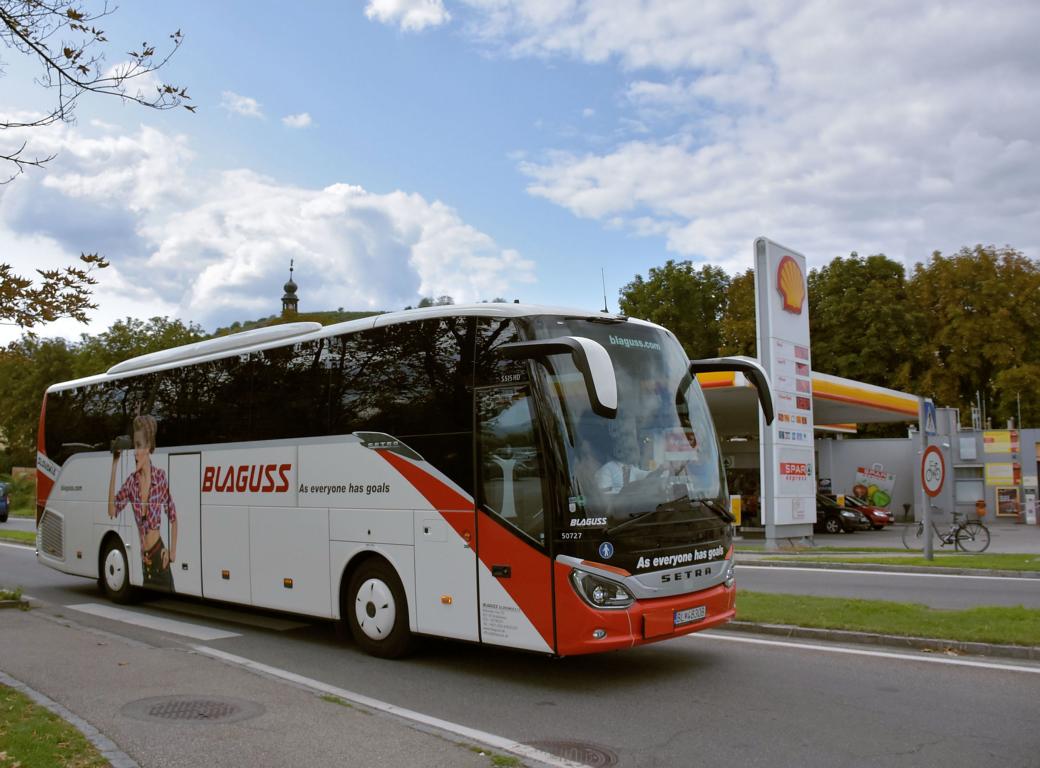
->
[570,570,635,609]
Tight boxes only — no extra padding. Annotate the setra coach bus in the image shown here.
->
[35,304,772,657]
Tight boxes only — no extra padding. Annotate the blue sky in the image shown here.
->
[2,0,1039,343]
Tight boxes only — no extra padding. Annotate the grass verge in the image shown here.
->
[737,591,1040,646]
[767,553,1040,572]
[0,530,34,545]
[0,685,109,768]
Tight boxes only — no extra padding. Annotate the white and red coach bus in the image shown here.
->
[35,304,772,657]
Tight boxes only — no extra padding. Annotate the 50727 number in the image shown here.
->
[560,532,583,540]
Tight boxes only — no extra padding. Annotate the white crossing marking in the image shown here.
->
[67,603,240,641]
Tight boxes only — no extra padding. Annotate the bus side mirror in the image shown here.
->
[688,356,775,425]
[499,337,618,419]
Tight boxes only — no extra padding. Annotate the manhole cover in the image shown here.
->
[122,695,264,724]
[526,740,619,767]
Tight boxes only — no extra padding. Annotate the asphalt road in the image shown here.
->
[0,515,35,531]
[3,542,1039,768]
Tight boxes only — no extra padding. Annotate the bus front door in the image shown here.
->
[475,385,555,653]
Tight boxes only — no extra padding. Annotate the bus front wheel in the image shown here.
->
[99,537,136,604]
[346,559,413,659]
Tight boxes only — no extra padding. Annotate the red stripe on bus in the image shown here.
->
[477,508,554,648]
[37,394,52,522]
[376,449,554,649]
[376,450,472,511]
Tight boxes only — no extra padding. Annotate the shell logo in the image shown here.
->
[776,255,805,314]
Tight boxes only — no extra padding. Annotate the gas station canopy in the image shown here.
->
[698,370,921,437]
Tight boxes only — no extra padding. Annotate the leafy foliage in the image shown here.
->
[807,252,920,390]
[618,244,1039,428]
[619,260,730,359]
[0,253,109,327]
[719,269,756,356]
[0,317,202,468]
[908,245,1040,424]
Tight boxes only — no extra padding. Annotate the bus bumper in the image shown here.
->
[554,563,736,656]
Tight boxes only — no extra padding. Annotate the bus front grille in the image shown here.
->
[40,510,64,561]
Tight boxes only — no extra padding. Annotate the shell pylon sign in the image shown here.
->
[754,237,815,536]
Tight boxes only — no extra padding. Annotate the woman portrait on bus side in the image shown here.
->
[107,414,178,591]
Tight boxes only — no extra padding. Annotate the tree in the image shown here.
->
[0,333,77,468]
[0,0,193,180]
[719,269,756,356]
[0,253,109,327]
[1,0,192,330]
[908,245,1040,423]
[618,260,730,359]
[0,316,204,468]
[74,315,204,377]
[807,252,920,389]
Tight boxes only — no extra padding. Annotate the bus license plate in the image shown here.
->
[674,605,706,627]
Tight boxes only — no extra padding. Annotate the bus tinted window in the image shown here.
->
[327,319,475,494]
[249,340,330,441]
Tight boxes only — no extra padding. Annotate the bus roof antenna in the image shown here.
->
[601,268,608,313]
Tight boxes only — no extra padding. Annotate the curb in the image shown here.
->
[736,558,1040,578]
[726,621,1040,661]
[0,669,140,768]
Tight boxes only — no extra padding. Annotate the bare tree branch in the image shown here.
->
[0,0,194,178]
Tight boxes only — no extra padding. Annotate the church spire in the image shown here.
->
[281,259,299,316]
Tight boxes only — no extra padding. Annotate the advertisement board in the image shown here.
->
[853,463,896,509]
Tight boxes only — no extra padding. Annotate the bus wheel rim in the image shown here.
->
[355,578,396,641]
[104,548,125,591]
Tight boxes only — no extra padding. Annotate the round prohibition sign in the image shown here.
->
[921,445,945,497]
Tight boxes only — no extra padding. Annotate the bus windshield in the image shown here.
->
[519,316,730,569]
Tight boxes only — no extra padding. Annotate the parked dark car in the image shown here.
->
[0,482,9,523]
[814,494,869,534]
[843,495,892,530]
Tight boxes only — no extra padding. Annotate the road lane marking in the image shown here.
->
[150,598,310,632]
[692,631,1040,674]
[67,603,240,641]
[192,645,587,768]
[736,564,1040,582]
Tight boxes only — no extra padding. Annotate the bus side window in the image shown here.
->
[477,385,545,545]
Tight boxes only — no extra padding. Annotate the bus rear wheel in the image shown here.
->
[99,537,136,604]
[346,559,413,659]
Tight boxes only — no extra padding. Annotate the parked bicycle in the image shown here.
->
[901,510,991,553]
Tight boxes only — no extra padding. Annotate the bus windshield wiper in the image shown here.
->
[696,496,736,524]
[608,497,686,534]
[608,496,733,534]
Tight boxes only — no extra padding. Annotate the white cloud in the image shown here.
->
[220,91,264,119]
[365,0,450,31]
[451,0,1040,271]
[0,122,535,344]
[281,112,312,128]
